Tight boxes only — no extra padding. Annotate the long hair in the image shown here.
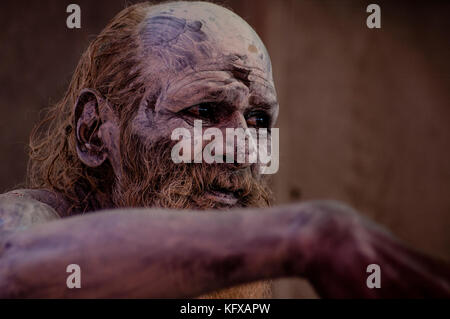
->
[27,3,154,215]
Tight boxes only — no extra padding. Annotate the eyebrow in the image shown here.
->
[161,71,278,113]
[248,94,278,112]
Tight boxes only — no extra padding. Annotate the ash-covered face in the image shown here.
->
[115,2,278,210]
[75,2,279,210]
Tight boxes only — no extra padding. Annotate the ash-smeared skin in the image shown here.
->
[0,191,61,235]
[0,1,449,299]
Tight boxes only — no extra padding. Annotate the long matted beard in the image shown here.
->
[112,137,273,210]
[113,136,274,298]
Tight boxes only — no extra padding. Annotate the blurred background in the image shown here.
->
[0,0,449,298]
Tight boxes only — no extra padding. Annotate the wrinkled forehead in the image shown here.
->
[138,1,273,82]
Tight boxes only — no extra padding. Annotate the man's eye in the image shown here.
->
[185,103,216,120]
[246,112,270,128]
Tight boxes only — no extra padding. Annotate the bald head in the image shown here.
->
[139,1,273,77]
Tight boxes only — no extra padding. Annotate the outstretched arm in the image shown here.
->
[0,198,307,298]
[0,193,449,298]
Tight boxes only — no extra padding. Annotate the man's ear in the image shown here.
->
[73,88,109,167]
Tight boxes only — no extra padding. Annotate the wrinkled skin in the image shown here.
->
[0,1,449,298]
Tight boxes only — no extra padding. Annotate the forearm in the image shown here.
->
[0,205,311,298]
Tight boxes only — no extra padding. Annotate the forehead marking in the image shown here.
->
[140,14,211,71]
[140,15,207,48]
[248,44,258,53]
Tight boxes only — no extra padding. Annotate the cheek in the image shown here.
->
[130,104,192,145]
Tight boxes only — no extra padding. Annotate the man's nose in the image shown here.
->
[225,110,248,130]
[219,111,255,169]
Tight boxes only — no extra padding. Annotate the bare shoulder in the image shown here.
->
[0,189,66,235]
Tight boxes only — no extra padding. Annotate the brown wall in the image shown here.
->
[0,0,449,298]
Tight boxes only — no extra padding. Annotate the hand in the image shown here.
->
[297,201,450,298]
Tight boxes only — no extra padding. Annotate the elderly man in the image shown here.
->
[0,1,448,298]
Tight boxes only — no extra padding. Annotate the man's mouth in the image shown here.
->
[205,188,239,206]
